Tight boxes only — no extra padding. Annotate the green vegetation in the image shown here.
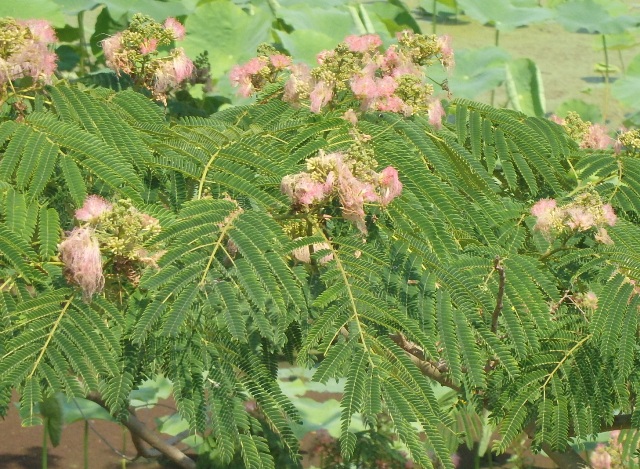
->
[1,2,640,469]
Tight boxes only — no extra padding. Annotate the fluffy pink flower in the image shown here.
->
[376,75,397,97]
[531,198,557,233]
[336,164,369,233]
[140,38,158,55]
[565,206,595,231]
[171,49,194,82]
[376,95,407,114]
[244,56,267,75]
[549,114,565,125]
[590,444,612,469]
[428,99,445,130]
[436,34,455,70]
[379,46,419,78]
[350,75,377,98]
[342,109,358,125]
[309,80,334,113]
[22,19,57,43]
[316,49,334,65]
[283,63,311,105]
[602,204,617,226]
[8,43,57,83]
[595,227,613,245]
[164,17,186,41]
[281,173,327,205]
[378,166,402,205]
[153,48,194,97]
[58,227,104,300]
[75,195,112,222]
[102,32,125,73]
[531,198,557,217]
[269,53,291,69]
[229,57,268,97]
[344,34,383,53]
[581,124,613,150]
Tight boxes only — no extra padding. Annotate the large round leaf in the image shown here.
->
[612,54,640,110]
[0,0,65,26]
[556,0,638,34]
[278,30,341,66]
[100,0,193,21]
[52,0,100,16]
[182,2,272,80]
[457,0,554,31]
[505,58,546,117]
[360,0,421,42]
[275,3,355,40]
[448,47,510,99]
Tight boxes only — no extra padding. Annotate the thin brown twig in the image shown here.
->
[491,256,505,334]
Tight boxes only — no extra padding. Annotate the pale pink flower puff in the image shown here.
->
[0,19,58,86]
[58,227,104,300]
[75,195,113,223]
[345,34,383,53]
[164,17,186,41]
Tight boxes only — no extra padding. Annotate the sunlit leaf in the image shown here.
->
[505,58,546,117]
[612,54,640,109]
[182,1,271,80]
[555,99,603,123]
[556,0,638,34]
[447,47,510,99]
[0,0,65,26]
[457,0,554,31]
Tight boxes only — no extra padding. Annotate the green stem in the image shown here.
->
[84,420,89,469]
[42,420,48,469]
[491,29,500,107]
[602,34,610,121]
[121,426,127,469]
[618,49,626,75]
[77,11,88,77]
[432,0,437,34]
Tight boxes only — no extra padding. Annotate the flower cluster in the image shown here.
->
[615,128,640,154]
[229,43,292,98]
[0,17,57,92]
[101,14,193,103]
[281,149,402,233]
[590,431,623,469]
[230,31,453,120]
[531,193,617,244]
[58,196,163,299]
[550,112,613,150]
[572,290,598,310]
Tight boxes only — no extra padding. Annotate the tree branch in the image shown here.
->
[491,256,505,334]
[86,392,196,469]
[523,421,588,469]
[390,333,462,392]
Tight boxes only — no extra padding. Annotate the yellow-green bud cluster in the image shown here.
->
[0,18,30,58]
[618,129,640,151]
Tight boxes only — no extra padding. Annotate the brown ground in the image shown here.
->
[0,394,178,469]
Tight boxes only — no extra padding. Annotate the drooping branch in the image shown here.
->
[523,422,588,469]
[491,256,505,334]
[390,333,461,392]
[86,392,196,469]
[392,332,597,469]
